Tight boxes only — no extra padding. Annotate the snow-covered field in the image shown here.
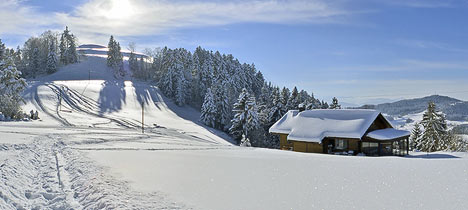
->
[1,56,467,209]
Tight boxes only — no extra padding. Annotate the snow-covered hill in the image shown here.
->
[356,95,468,133]
[359,95,468,121]
[1,55,467,209]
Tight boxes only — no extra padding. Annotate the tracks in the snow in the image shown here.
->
[0,134,187,209]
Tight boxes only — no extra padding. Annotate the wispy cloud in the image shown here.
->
[395,39,468,53]
[0,0,355,44]
[0,0,55,35]
[377,0,458,8]
[323,59,468,73]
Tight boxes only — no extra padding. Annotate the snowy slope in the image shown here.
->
[19,56,232,144]
[1,55,467,210]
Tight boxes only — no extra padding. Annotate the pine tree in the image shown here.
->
[106,36,124,77]
[200,88,216,128]
[31,48,40,78]
[67,34,78,63]
[0,57,27,119]
[0,39,5,61]
[212,78,231,130]
[446,131,466,152]
[280,87,290,113]
[14,46,22,70]
[229,88,260,144]
[410,122,422,150]
[329,97,341,109]
[59,26,78,65]
[230,88,250,140]
[46,42,58,74]
[419,102,448,152]
[287,86,299,110]
[59,32,67,64]
[268,88,284,126]
[321,100,329,109]
[107,35,116,67]
[129,51,138,75]
[175,70,187,106]
[243,95,260,146]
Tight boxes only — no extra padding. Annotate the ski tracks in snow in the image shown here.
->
[0,134,187,209]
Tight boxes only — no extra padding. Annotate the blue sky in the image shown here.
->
[1,0,468,104]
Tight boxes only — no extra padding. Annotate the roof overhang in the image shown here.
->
[365,128,410,141]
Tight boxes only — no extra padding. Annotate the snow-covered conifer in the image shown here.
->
[410,122,422,150]
[287,86,299,110]
[67,34,78,64]
[229,88,260,143]
[329,97,341,109]
[129,51,138,75]
[321,100,329,109]
[446,131,466,152]
[419,102,448,152]
[280,87,290,112]
[200,88,217,128]
[59,27,78,65]
[0,39,5,61]
[268,88,284,126]
[107,35,116,67]
[175,70,187,106]
[106,36,124,77]
[0,57,27,118]
[31,48,40,78]
[46,42,58,74]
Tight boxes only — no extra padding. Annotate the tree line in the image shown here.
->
[0,27,78,119]
[119,42,342,148]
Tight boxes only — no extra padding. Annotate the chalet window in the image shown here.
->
[335,139,348,150]
[362,142,379,156]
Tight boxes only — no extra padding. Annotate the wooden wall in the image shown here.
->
[279,134,293,150]
[366,114,393,133]
[292,141,323,153]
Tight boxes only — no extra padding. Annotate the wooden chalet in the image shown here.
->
[269,109,410,156]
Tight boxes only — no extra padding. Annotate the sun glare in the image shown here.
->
[104,0,133,19]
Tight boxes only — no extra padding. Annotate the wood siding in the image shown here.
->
[279,134,293,150]
[349,139,360,152]
[292,141,323,153]
[366,114,393,133]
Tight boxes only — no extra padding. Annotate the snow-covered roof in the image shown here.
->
[78,44,106,49]
[366,128,410,140]
[77,44,148,58]
[269,109,385,143]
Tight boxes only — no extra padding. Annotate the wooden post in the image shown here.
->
[142,102,144,133]
[406,137,409,155]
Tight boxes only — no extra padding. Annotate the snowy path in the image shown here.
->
[0,127,188,209]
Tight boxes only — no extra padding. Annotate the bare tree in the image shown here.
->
[128,42,136,53]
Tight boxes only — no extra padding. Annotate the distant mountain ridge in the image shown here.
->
[357,95,468,121]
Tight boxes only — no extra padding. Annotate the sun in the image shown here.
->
[104,0,133,19]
